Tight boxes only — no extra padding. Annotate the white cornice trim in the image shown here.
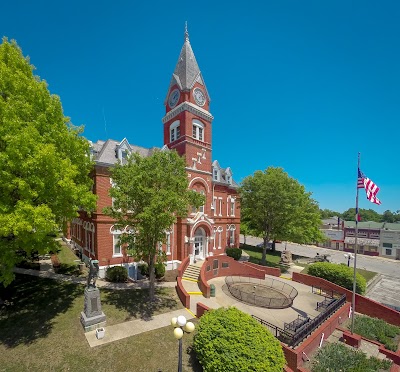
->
[162,102,214,123]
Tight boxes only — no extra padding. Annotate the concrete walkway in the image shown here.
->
[14,264,176,290]
[85,308,194,347]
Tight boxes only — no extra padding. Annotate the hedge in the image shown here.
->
[351,315,400,351]
[139,263,165,279]
[194,307,286,372]
[312,342,391,372]
[307,262,366,294]
[225,247,242,261]
[105,266,128,283]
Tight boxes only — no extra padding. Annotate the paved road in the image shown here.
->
[241,235,400,278]
[241,235,400,309]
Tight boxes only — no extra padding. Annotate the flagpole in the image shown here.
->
[351,152,360,334]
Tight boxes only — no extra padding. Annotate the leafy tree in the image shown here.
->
[307,262,366,294]
[194,307,286,372]
[320,208,342,219]
[240,219,252,245]
[381,210,396,223]
[104,150,203,301]
[0,38,96,286]
[239,167,323,265]
[341,208,381,222]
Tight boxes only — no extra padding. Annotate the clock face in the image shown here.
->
[193,88,206,106]
[168,89,180,108]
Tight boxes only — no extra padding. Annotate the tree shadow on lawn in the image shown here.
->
[0,274,82,348]
[102,287,179,322]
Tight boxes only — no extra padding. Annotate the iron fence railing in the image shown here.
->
[225,276,298,309]
[252,294,346,347]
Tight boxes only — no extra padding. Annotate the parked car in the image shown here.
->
[256,242,273,249]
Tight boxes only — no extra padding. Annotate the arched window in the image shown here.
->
[170,120,180,142]
[192,119,204,141]
[110,225,123,257]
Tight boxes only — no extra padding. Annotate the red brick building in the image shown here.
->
[68,27,241,278]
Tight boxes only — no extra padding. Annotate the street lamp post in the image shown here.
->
[344,253,354,267]
[171,315,195,372]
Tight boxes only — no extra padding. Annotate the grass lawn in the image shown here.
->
[0,274,200,372]
[241,244,305,273]
[301,265,377,283]
[55,242,85,276]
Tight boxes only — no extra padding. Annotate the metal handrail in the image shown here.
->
[252,294,346,347]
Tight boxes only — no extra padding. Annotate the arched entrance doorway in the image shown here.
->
[194,227,206,260]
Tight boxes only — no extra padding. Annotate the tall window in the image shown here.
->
[213,169,219,181]
[111,226,123,257]
[192,119,204,141]
[170,120,180,142]
[213,196,217,216]
[113,234,121,256]
[219,198,222,216]
[230,198,235,216]
[199,191,205,213]
[166,232,171,255]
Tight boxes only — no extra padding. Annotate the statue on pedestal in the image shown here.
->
[80,259,106,332]
[87,259,99,288]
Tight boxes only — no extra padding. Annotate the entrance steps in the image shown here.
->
[182,264,201,282]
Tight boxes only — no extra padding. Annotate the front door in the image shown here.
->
[194,228,206,260]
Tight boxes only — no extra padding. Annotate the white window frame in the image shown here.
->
[111,226,123,258]
[214,226,223,249]
[199,190,205,213]
[230,198,235,216]
[170,120,180,142]
[166,231,172,255]
[218,198,222,216]
[213,196,217,216]
[192,119,204,141]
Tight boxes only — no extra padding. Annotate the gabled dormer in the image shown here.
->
[212,160,221,182]
[225,167,233,185]
[115,138,131,162]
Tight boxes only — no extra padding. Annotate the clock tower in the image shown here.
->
[162,24,213,173]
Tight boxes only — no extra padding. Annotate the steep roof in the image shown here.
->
[90,139,157,166]
[166,25,210,98]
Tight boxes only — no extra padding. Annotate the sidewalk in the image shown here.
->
[85,308,194,347]
[13,263,176,290]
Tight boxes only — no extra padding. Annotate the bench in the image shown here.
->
[317,297,336,311]
[284,315,310,333]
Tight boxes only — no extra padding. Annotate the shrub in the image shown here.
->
[194,307,286,372]
[312,342,391,372]
[307,262,366,294]
[139,264,149,277]
[351,315,400,351]
[225,247,242,261]
[105,266,128,283]
[155,262,166,279]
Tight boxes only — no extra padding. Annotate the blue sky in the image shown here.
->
[1,1,399,213]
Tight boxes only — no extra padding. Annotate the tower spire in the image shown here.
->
[184,21,189,41]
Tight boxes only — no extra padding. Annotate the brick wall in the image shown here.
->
[196,302,210,318]
[176,278,190,309]
[292,272,400,327]
[242,262,281,277]
[199,256,265,298]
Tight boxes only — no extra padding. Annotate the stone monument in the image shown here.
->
[80,259,106,332]
[280,250,293,266]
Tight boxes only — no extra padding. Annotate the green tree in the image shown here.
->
[341,208,381,222]
[320,208,342,219]
[239,167,323,264]
[0,38,96,286]
[104,150,203,301]
[381,210,396,223]
[194,307,286,372]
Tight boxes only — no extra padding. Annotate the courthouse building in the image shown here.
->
[68,28,241,278]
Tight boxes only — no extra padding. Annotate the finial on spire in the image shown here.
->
[184,21,189,41]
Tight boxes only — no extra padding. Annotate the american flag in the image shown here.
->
[357,169,381,205]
